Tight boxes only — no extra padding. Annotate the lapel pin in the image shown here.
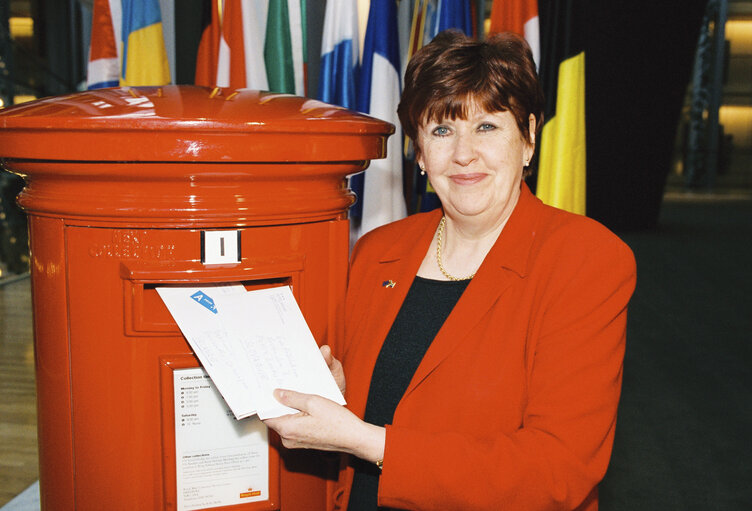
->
[382,280,396,288]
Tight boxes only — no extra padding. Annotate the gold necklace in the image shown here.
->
[436,216,475,281]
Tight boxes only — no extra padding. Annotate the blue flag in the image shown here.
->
[318,0,359,108]
[350,0,406,239]
[434,0,473,36]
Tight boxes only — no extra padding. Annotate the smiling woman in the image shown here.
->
[263,30,637,511]
[399,30,544,281]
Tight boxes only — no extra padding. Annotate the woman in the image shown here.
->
[264,30,636,511]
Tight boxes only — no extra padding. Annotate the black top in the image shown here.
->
[347,276,471,511]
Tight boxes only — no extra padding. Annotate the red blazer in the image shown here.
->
[333,184,636,511]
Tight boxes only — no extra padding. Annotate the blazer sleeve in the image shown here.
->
[376,226,637,511]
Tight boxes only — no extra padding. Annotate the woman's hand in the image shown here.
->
[263,389,384,464]
[320,345,346,396]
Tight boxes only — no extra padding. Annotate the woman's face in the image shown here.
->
[417,104,535,225]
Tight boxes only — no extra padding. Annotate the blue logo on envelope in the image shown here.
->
[190,291,218,314]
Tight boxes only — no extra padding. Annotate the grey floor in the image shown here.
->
[600,195,752,510]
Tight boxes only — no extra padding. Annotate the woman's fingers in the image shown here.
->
[320,344,333,364]
[319,345,346,395]
[263,390,311,449]
[272,388,308,412]
[264,390,343,450]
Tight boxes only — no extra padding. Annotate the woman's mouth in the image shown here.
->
[449,173,487,185]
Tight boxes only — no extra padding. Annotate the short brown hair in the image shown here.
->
[398,30,544,155]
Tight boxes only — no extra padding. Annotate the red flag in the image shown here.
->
[195,0,249,88]
[87,0,120,89]
[218,0,248,88]
[194,0,221,86]
[488,0,540,68]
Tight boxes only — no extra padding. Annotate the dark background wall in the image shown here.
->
[585,1,709,230]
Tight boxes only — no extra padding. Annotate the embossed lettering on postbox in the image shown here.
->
[88,229,176,261]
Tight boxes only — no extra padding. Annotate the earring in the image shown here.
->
[419,163,426,176]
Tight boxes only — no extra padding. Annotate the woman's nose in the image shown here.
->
[452,132,477,166]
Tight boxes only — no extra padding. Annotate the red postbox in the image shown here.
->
[0,86,393,511]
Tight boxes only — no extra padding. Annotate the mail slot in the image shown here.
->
[0,86,394,511]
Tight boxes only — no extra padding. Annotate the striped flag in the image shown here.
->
[265,0,306,94]
[318,0,358,108]
[488,0,540,69]
[405,0,429,62]
[536,0,586,215]
[120,0,171,85]
[218,0,267,89]
[398,0,424,212]
[86,0,121,89]
[351,0,406,239]
[195,0,306,95]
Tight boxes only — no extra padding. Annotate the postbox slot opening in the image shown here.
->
[127,277,293,337]
[142,277,290,293]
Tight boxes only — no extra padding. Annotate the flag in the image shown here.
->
[396,0,413,79]
[351,0,406,239]
[86,0,121,89]
[217,0,266,89]
[265,0,306,94]
[196,0,306,95]
[405,0,434,212]
[318,0,358,108]
[120,0,171,85]
[403,1,430,97]
[194,0,222,86]
[488,0,540,69]
[434,0,473,37]
[536,0,586,215]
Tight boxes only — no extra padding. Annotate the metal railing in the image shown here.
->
[684,0,729,190]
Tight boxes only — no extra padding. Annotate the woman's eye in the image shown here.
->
[432,126,450,136]
[478,123,496,132]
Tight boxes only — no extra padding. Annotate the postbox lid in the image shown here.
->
[0,86,395,162]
